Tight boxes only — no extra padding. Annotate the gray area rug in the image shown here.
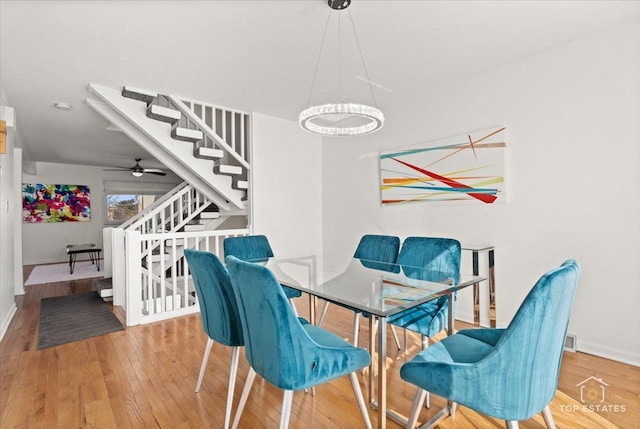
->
[38,291,124,349]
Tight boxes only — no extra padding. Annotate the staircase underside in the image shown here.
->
[87,84,247,212]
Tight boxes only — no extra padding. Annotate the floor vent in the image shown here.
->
[564,334,577,352]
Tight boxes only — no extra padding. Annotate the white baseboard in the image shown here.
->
[578,339,640,367]
[455,311,489,327]
[24,257,68,266]
[24,257,102,266]
[0,303,17,344]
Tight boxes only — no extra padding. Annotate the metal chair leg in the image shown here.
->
[506,421,520,429]
[289,298,299,317]
[231,368,257,429]
[390,325,401,350]
[541,405,556,429]
[407,388,427,429]
[404,329,408,352]
[224,347,241,429]
[195,337,214,392]
[317,300,330,327]
[348,372,373,429]
[280,390,294,429]
[353,312,360,346]
[421,337,430,408]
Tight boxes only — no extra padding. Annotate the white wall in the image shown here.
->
[0,102,18,341]
[251,113,323,256]
[22,162,180,265]
[321,21,640,365]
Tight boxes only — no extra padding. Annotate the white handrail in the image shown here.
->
[120,182,191,230]
[126,184,211,232]
[168,95,251,170]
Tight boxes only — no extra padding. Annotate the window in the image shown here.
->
[105,194,158,224]
[103,180,177,226]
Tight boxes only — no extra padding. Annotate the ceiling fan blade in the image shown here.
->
[103,168,130,171]
[145,170,167,176]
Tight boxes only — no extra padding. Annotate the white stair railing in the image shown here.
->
[168,96,250,169]
[125,228,249,326]
[125,182,212,234]
[107,183,218,305]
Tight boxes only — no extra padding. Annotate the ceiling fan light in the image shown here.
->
[131,171,144,177]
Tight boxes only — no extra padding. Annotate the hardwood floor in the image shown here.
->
[1,268,638,428]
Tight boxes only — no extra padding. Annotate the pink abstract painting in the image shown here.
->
[22,184,91,223]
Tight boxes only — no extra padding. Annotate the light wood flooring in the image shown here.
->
[1,267,638,428]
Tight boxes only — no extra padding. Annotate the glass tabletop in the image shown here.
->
[259,253,486,318]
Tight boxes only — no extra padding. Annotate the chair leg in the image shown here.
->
[390,325,401,350]
[540,405,556,429]
[353,312,360,346]
[407,388,427,429]
[421,337,430,408]
[289,298,299,317]
[231,368,257,429]
[224,347,241,429]
[195,337,214,392]
[348,372,373,429]
[280,390,294,429]
[505,421,520,429]
[317,301,330,327]
[404,329,408,352]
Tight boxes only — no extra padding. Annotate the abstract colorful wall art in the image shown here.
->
[380,127,506,205]
[22,184,91,223]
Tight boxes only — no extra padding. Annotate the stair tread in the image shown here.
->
[122,86,157,103]
[183,224,206,231]
[196,147,224,159]
[200,212,220,219]
[172,127,203,142]
[215,164,243,175]
[233,179,249,190]
[147,105,181,123]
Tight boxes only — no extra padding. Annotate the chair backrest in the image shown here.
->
[353,234,401,273]
[396,237,461,284]
[224,235,274,263]
[226,255,317,390]
[184,249,244,347]
[482,259,580,419]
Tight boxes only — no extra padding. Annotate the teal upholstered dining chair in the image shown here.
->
[400,260,581,429]
[388,237,462,348]
[223,235,302,315]
[184,249,244,429]
[226,256,373,429]
[317,234,401,346]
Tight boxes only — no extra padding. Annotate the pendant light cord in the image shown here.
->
[348,8,378,108]
[305,9,332,109]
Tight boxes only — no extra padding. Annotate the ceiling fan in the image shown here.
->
[104,158,167,177]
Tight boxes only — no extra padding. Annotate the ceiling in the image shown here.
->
[1,0,638,170]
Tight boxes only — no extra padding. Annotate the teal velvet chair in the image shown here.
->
[223,235,302,314]
[400,260,581,429]
[226,256,373,429]
[317,234,401,346]
[388,237,462,347]
[184,249,244,429]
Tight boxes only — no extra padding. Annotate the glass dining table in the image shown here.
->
[260,253,488,429]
